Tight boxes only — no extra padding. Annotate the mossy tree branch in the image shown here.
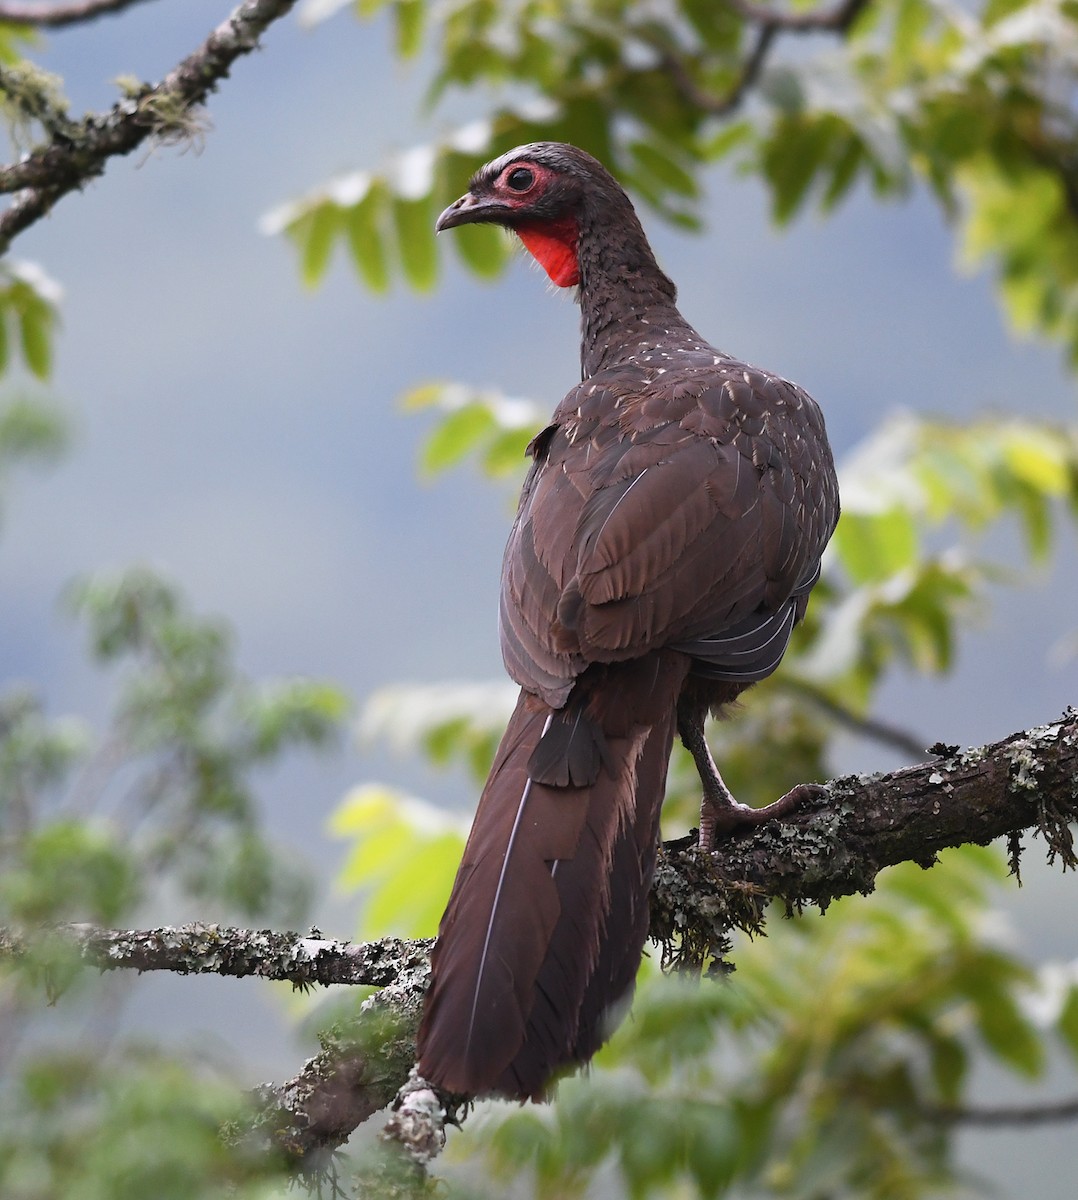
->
[651,708,1078,970]
[2,708,1076,1165]
[0,0,297,254]
[0,922,432,988]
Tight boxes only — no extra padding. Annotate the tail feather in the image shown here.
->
[418,651,690,1099]
[570,689,674,1064]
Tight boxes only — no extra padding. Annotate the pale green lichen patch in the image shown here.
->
[1006,744,1040,792]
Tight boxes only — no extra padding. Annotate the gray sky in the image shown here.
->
[2,3,1077,1187]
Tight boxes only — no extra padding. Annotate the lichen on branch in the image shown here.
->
[2,708,1076,1165]
[0,0,298,254]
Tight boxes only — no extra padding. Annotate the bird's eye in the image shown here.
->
[505,167,535,192]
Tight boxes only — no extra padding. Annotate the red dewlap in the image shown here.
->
[516,217,580,287]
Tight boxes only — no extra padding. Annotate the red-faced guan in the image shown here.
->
[418,143,840,1101]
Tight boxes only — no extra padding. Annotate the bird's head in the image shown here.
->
[436,142,629,288]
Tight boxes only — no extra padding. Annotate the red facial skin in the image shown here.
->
[493,162,581,288]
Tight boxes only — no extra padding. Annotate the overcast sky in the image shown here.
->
[3,3,1076,1188]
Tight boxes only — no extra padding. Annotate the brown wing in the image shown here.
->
[500,358,839,706]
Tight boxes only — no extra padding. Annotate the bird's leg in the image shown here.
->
[676,698,826,852]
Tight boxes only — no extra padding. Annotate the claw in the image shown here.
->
[697,781,828,852]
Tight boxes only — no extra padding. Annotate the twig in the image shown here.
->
[652,0,874,117]
[777,677,930,760]
[0,0,298,254]
[926,1097,1078,1126]
[726,0,873,34]
[0,0,157,27]
[652,24,776,118]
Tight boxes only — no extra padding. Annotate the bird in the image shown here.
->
[417,142,840,1101]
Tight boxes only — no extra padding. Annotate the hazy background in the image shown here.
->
[2,2,1076,1190]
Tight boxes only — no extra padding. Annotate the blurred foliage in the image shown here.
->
[0,1047,289,1200]
[0,569,348,1198]
[282,0,1078,367]
[0,37,352,1195]
[330,783,466,939]
[0,262,60,380]
[0,567,350,926]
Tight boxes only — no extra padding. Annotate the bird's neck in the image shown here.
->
[575,206,699,378]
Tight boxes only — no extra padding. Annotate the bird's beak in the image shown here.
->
[435,192,509,232]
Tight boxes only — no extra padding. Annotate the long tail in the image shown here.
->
[417,651,690,1099]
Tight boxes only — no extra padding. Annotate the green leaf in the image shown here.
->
[0,263,61,380]
[17,300,51,378]
[832,507,920,585]
[1059,986,1078,1062]
[482,425,533,476]
[393,0,425,58]
[361,831,460,937]
[1002,427,1070,495]
[329,784,465,938]
[297,202,342,286]
[346,184,391,292]
[420,403,495,474]
[403,382,541,479]
[965,963,1044,1078]
[628,139,700,199]
[702,120,753,162]
[892,0,933,68]
[761,115,840,224]
[392,192,438,291]
[452,221,512,278]
[1010,482,1053,560]
[684,1104,740,1198]
[821,134,865,211]
[927,1032,968,1103]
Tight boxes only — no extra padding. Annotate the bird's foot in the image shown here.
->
[697,782,828,853]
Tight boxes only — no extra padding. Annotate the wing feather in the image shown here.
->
[498,363,839,698]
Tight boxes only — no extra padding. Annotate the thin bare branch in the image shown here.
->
[777,677,930,761]
[0,0,157,27]
[927,1097,1078,1126]
[0,0,298,253]
[726,0,873,34]
[653,24,777,118]
[653,0,873,117]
